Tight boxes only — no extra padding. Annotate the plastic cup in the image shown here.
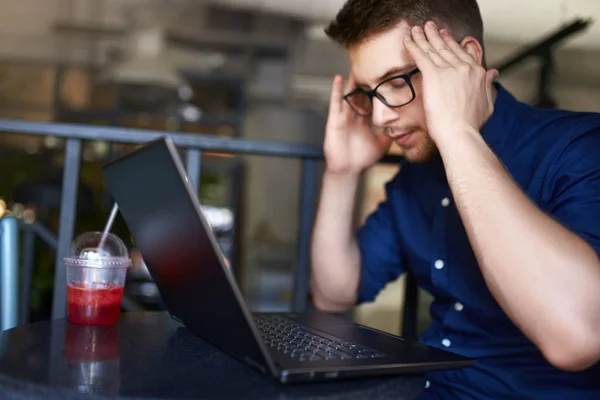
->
[63,232,131,325]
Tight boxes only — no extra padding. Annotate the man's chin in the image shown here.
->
[401,144,439,163]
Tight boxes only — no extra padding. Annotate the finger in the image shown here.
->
[427,50,450,68]
[424,22,461,65]
[329,75,344,114]
[404,37,436,70]
[440,30,477,65]
[410,25,449,67]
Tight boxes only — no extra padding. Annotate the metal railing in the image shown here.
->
[0,217,18,331]
[0,118,415,335]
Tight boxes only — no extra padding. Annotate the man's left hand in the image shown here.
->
[404,21,498,145]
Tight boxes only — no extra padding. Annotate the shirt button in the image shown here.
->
[441,338,451,348]
[425,380,431,389]
[441,197,451,207]
[434,259,445,270]
[454,302,464,312]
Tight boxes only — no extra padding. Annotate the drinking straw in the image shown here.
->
[98,203,119,253]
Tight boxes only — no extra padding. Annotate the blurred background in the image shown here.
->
[0,0,599,337]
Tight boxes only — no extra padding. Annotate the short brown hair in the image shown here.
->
[325,0,485,51]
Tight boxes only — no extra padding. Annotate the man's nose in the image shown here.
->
[371,97,400,128]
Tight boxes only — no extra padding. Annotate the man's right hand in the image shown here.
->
[324,74,393,175]
[310,74,392,313]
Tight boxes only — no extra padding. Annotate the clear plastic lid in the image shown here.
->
[63,232,131,269]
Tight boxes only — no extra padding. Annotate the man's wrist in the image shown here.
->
[435,125,484,156]
[323,168,362,183]
[437,125,501,191]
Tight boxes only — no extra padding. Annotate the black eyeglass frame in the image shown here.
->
[343,68,420,116]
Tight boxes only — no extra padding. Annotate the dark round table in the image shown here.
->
[0,312,426,399]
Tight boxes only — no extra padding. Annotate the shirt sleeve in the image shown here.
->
[546,128,600,255]
[355,174,405,304]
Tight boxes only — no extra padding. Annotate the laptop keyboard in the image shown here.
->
[253,315,386,362]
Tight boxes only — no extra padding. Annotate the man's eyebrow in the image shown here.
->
[376,66,415,82]
[353,66,416,89]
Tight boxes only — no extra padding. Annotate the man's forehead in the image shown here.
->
[347,22,415,88]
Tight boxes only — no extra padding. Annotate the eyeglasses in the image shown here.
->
[343,68,420,117]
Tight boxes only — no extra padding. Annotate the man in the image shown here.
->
[310,0,600,398]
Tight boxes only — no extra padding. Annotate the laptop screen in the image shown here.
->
[102,137,275,375]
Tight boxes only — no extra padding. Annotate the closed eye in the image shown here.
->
[389,78,408,89]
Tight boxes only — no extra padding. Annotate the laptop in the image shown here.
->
[101,136,474,384]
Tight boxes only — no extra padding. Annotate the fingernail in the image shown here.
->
[427,21,437,29]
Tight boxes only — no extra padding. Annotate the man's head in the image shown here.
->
[326,0,486,162]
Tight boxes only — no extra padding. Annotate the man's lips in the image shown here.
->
[391,131,414,145]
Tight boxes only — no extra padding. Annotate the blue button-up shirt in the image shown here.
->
[356,84,600,399]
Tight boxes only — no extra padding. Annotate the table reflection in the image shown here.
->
[55,323,120,396]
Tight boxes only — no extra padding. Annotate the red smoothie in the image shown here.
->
[67,283,124,325]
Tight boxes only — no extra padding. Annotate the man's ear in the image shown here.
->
[460,36,484,66]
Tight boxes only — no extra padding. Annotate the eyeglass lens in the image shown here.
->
[347,77,414,115]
